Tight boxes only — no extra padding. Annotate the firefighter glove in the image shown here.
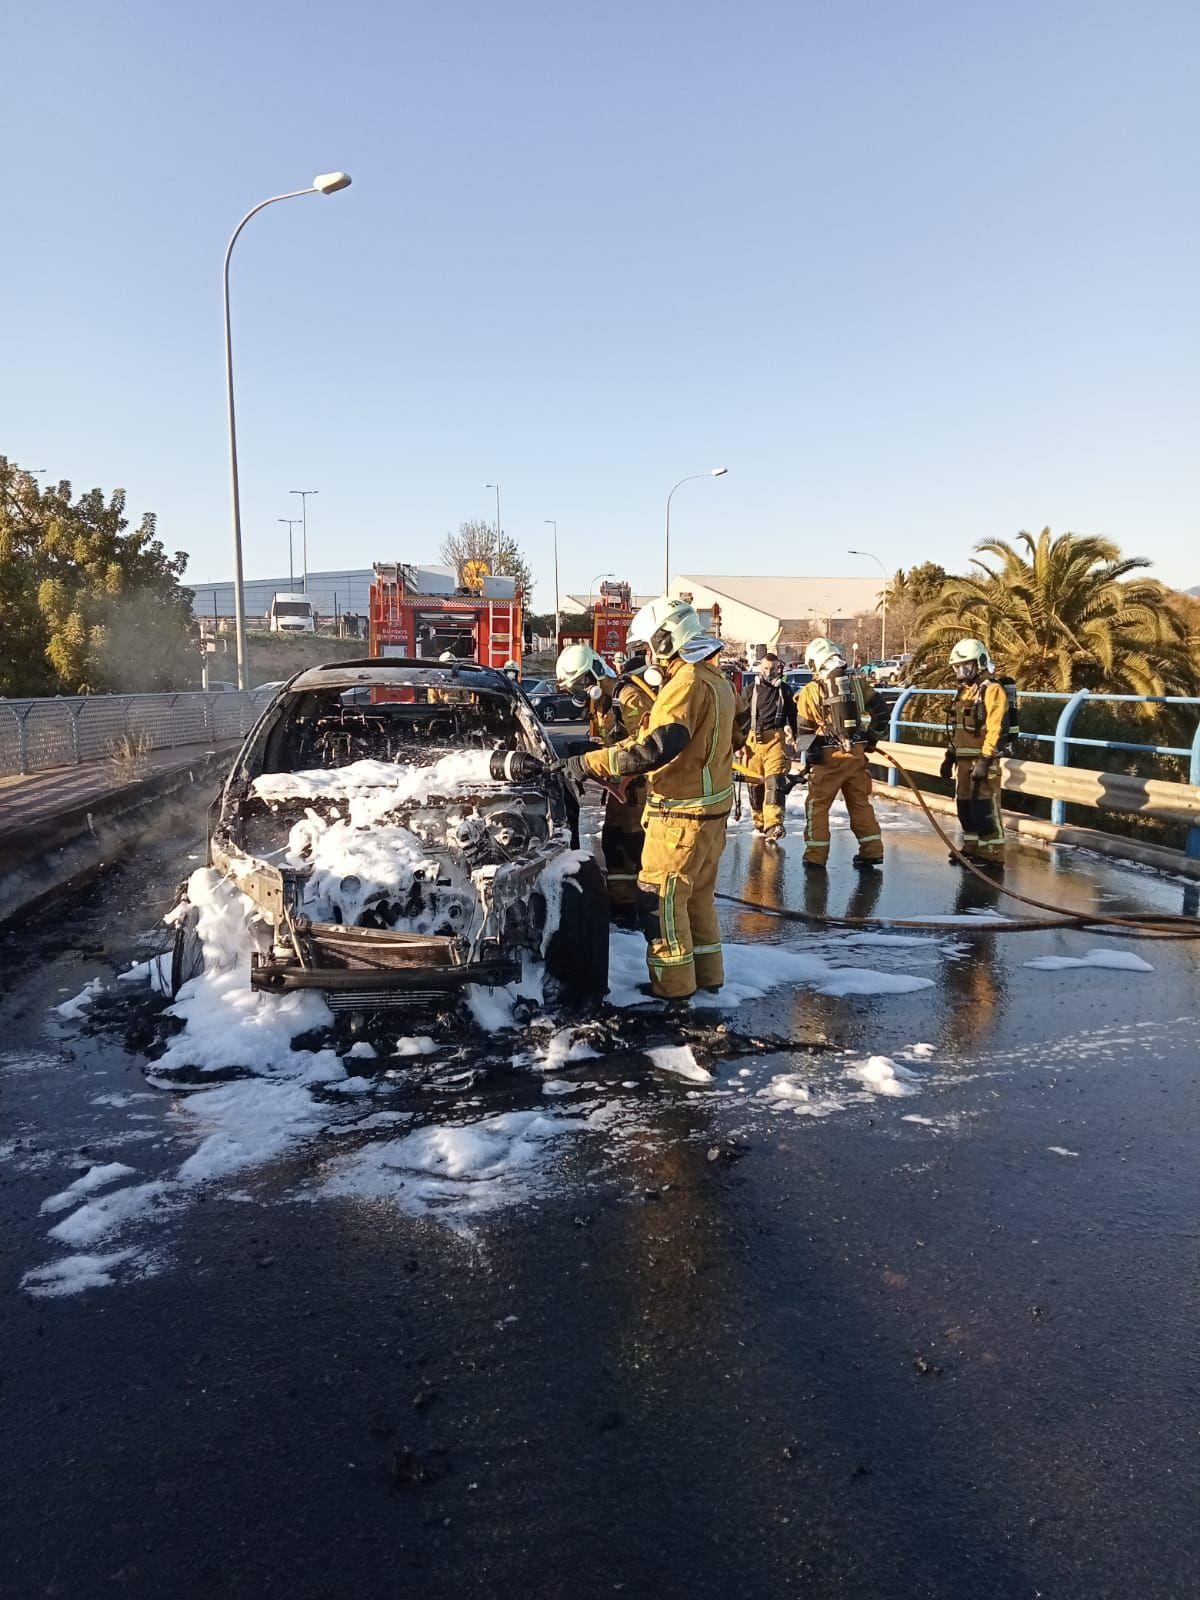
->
[561,753,594,787]
[971,756,992,783]
[939,750,954,781]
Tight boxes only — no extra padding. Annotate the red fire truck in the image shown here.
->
[591,579,635,666]
[368,562,523,670]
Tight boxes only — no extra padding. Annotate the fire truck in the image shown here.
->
[368,562,523,670]
[591,579,635,666]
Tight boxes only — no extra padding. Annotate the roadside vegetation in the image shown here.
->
[0,456,196,696]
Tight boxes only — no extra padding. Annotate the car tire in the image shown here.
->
[169,904,206,999]
[538,704,556,723]
[544,856,609,1004]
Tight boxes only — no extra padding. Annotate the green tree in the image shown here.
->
[439,519,534,597]
[881,564,949,652]
[0,456,196,695]
[908,529,1198,696]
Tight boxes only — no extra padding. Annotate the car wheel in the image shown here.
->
[544,856,609,1004]
[538,704,556,723]
[169,905,205,999]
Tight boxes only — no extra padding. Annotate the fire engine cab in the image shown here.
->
[368,562,523,670]
[591,580,635,665]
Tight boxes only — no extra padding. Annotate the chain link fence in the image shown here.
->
[0,690,278,779]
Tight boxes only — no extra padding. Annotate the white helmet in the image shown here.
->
[556,643,612,694]
[627,596,705,662]
[439,649,457,663]
[949,638,989,681]
[804,636,845,675]
[502,659,520,679]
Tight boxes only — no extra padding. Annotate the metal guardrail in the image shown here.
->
[0,689,277,779]
[886,687,1200,859]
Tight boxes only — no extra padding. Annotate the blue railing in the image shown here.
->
[886,687,1200,858]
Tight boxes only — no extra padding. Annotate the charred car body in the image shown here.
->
[174,660,608,1013]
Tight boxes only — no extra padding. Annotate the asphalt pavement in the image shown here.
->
[1,785,1197,1599]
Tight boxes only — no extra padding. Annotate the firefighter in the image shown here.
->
[501,659,520,681]
[738,652,797,840]
[796,638,887,869]
[556,644,656,918]
[940,639,1012,868]
[564,598,737,1000]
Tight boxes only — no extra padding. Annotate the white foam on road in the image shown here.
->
[46,1181,173,1248]
[646,1045,713,1083]
[320,1107,590,1221]
[20,1249,146,1299]
[1023,949,1154,973]
[1048,1145,1080,1157]
[55,978,104,1019]
[40,1162,136,1214]
[845,1054,922,1097]
[607,930,934,1010]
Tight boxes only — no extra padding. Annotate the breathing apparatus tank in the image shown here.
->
[820,663,872,749]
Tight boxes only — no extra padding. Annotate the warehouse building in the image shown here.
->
[669,574,884,660]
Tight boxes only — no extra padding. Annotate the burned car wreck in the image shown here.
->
[172,660,608,1014]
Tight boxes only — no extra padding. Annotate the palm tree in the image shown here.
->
[909,529,1199,697]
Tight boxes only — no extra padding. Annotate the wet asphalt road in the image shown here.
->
[1,791,1198,1599]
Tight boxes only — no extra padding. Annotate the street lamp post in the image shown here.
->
[278,518,302,590]
[544,520,560,650]
[290,489,319,595]
[484,483,502,573]
[664,467,727,592]
[224,171,351,689]
[847,548,888,661]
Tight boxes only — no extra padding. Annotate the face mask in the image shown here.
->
[587,683,605,703]
[642,665,664,688]
[953,662,979,683]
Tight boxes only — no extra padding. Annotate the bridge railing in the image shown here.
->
[883,687,1200,859]
[0,689,278,779]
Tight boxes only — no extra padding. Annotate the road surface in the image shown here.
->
[1,786,1197,1599]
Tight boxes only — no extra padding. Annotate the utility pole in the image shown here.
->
[278,518,302,589]
[290,490,318,593]
[544,520,559,650]
[484,483,502,574]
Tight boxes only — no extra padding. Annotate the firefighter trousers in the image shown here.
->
[954,759,1005,860]
[636,812,728,998]
[600,783,646,909]
[804,750,883,864]
[741,730,790,831]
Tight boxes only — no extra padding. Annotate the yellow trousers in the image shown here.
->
[954,759,1005,860]
[804,750,882,864]
[636,813,728,997]
[741,730,790,830]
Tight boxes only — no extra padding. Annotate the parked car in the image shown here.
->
[521,679,583,723]
[870,657,910,686]
[783,667,813,692]
[171,659,608,1015]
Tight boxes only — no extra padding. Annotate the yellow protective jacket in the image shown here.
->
[589,674,656,744]
[949,678,1009,758]
[584,657,736,819]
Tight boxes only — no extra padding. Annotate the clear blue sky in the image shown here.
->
[3,0,1197,611]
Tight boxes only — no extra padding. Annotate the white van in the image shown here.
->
[267,593,316,633]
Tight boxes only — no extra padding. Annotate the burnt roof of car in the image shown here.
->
[285,658,513,693]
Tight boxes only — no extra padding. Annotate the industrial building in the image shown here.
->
[669,575,884,660]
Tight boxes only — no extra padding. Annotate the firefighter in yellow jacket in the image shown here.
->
[737,652,797,840]
[939,639,1012,867]
[564,598,736,1000]
[796,638,887,869]
[556,644,657,918]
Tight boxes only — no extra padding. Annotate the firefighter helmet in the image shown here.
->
[627,596,705,662]
[555,644,612,694]
[949,638,990,682]
[804,637,845,676]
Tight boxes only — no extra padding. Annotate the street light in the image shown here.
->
[290,489,318,594]
[664,467,727,592]
[278,518,302,590]
[484,483,502,572]
[589,571,613,609]
[544,520,560,650]
[847,548,888,661]
[223,171,351,690]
